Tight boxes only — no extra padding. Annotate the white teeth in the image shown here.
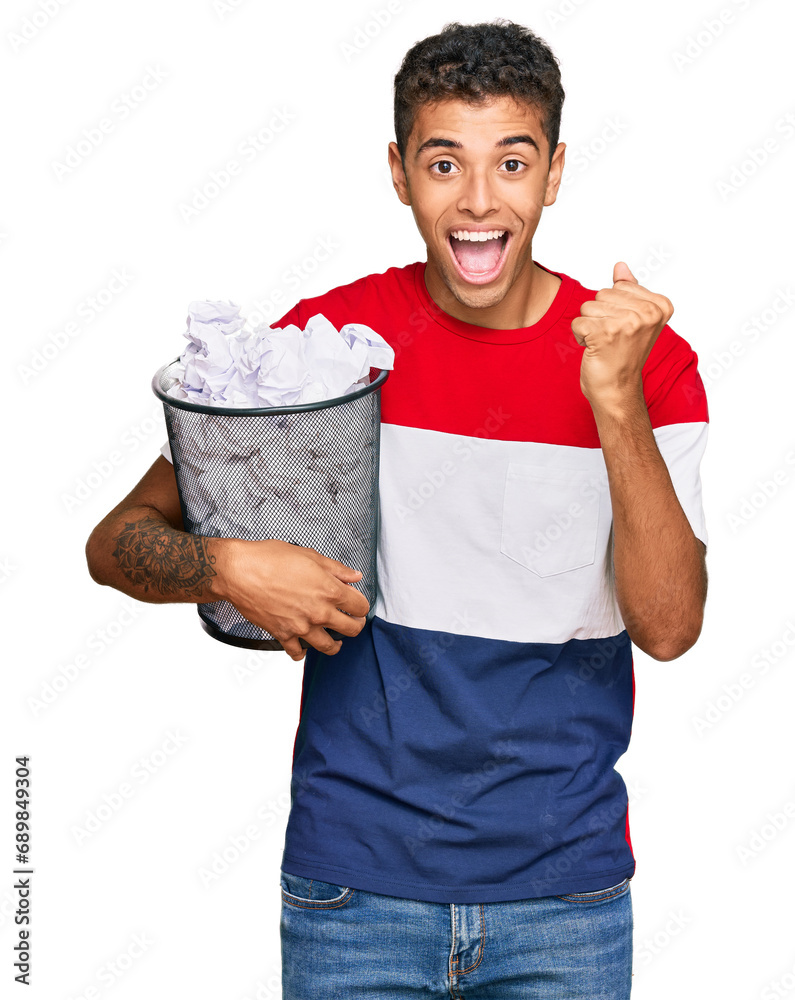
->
[451,229,506,241]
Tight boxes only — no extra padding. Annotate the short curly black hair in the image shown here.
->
[394,19,565,168]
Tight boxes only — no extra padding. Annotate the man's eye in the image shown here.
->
[502,160,525,173]
[431,161,456,175]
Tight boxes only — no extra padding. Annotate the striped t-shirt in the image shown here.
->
[162,259,709,903]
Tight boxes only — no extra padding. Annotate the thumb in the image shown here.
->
[613,260,638,285]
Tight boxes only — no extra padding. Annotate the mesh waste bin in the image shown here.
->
[152,360,389,650]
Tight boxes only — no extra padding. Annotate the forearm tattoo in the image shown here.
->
[113,516,218,597]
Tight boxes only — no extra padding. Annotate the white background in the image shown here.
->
[3,0,794,997]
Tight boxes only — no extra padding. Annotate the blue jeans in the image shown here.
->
[280,868,633,998]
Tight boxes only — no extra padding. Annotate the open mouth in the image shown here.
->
[448,230,510,285]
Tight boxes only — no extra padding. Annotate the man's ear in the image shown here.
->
[543,141,566,207]
[388,141,411,206]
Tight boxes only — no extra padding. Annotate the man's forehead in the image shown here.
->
[410,96,545,150]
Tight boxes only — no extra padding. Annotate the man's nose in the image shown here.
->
[456,170,500,218]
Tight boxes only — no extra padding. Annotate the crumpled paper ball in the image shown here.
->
[166,300,394,407]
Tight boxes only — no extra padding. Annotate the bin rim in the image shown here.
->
[152,358,390,416]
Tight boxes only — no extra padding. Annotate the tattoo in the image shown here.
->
[113,516,217,597]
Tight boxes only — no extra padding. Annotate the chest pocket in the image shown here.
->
[500,463,605,577]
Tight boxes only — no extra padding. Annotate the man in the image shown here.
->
[86,19,708,998]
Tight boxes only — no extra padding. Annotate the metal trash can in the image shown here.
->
[152,359,389,650]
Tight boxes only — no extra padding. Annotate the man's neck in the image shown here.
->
[424,259,562,330]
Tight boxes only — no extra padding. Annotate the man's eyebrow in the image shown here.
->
[414,134,540,160]
[415,137,462,159]
[497,134,539,152]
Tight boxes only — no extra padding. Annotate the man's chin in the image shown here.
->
[433,258,510,311]
[451,284,506,311]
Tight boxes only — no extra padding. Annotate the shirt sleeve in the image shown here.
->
[643,329,710,550]
[271,301,304,329]
[158,301,306,466]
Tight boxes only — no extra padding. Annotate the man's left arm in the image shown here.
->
[573,262,708,661]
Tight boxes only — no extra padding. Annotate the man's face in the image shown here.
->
[388,95,566,314]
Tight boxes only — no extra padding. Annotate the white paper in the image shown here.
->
[166,300,394,407]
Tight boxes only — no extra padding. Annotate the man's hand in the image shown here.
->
[215,538,370,661]
[571,261,674,411]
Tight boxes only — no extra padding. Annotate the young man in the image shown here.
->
[86,19,708,998]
